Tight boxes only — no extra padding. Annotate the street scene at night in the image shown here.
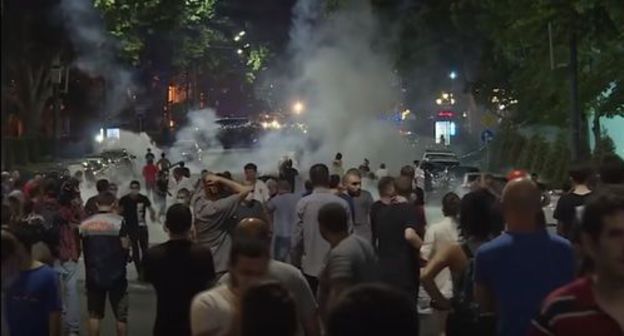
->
[1,1,623,336]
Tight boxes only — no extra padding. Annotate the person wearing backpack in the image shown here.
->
[420,191,497,336]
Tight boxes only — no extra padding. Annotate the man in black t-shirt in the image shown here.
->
[554,163,593,240]
[371,177,423,308]
[143,204,215,336]
[118,180,156,281]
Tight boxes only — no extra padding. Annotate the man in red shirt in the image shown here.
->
[143,159,159,199]
[529,186,624,336]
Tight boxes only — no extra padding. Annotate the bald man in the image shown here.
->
[220,218,321,336]
[474,178,575,336]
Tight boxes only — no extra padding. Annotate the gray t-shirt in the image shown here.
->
[324,234,378,284]
[266,193,300,238]
[192,194,239,273]
[351,190,374,242]
[219,260,317,336]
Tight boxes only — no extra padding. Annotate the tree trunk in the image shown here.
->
[592,112,601,154]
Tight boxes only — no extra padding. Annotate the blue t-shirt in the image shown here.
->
[474,230,575,336]
[5,265,61,336]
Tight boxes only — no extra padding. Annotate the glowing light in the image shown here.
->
[462,112,468,118]
[449,71,457,79]
[238,30,246,37]
[442,93,449,100]
[234,35,241,42]
[293,101,305,114]
[499,104,506,110]
[237,49,243,55]
[436,98,443,105]
[271,120,281,129]
[94,128,104,143]
[261,122,269,129]
[401,109,411,120]
[450,98,456,105]
[169,120,175,127]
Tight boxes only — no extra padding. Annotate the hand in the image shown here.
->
[203,174,220,185]
[430,298,452,311]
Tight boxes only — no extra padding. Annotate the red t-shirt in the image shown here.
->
[528,277,623,336]
[143,164,159,184]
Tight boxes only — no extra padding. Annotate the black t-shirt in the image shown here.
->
[119,194,151,231]
[143,240,215,336]
[554,192,591,239]
[370,201,421,292]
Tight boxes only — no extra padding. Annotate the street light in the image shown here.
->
[449,71,457,80]
[238,30,246,37]
[293,101,305,114]
[237,49,243,55]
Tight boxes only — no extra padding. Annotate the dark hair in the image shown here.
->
[344,168,361,179]
[241,281,297,336]
[309,164,330,187]
[318,203,349,234]
[581,186,624,241]
[568,162,593,184]
[394,176,412,198]
[161,153,166,158]
[599,154,624,184]
[335,153,342,160]
[96,179,110,193]
[165,204,192,235]
[304,180,313,192]
[229,236,270,266]
[327,284,419,336]
[42,177,58,197]
[380,163,386,169]
[7,221,45,252]
[244,163,258,172]
[96,192,117,207]
[329,174,341,189]
[130,180,140,188]
[400,165,415,178]
[459,191,494,240]
[442,192,461,217]
[377,176,395,197]
[177,188,190,197]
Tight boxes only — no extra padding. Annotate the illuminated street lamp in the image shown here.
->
[293,101,305,114]
[436,98,443,105]
[449,71,457,80]
[238,30,246,37]
[237,49,243,55]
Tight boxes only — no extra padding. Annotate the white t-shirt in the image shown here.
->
[190,285,236,336]
[418,216,459,312]
[251,180,270,204]
[375,168,388,178]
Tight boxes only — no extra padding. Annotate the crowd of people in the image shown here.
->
[1,150,623,336]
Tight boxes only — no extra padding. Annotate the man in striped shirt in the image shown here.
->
[529,186,624,336]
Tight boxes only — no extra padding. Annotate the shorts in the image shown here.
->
[87,280,129,322]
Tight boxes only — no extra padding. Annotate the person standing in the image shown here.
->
[145,148,155,163]
[292,164,352,294]
[332,153,344,177]
[244,163,270,204]
[191,173,251,277]
[529,186,624,336]
[554,162,593,239]
[143,204,215,336]
[371,177,423,309]
[85,179,110,217]
[375,163,388,179]
[280,159,299,193]
[118,180,156,281]
[79,192,130,336]
[342,169,374,242]
[318,203,377,319]
[3,224,62,336]
[474,178,575,336]
[266,180,300,261]
[143,159,159,199]
[154,170,170,221]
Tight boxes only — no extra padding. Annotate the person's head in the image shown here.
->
[459,191,495,240]
[326,284,419,336]
[129,180,141,196]
[147,148,152,153]
[377,176,396,198]
[244,163,258,181]
[240,281,297,336]
[161,153,166,158]
[277,180,291,194]
[568,162,593,186]
[580,186,624,282]
[413,160,420,167]
[1,171,10,184]
[266,178,278,197]
[42,177,58,198]
[394,176,413,198]
[95,192,117,213]
[329,174,341,190]
[7,191,24,214]
[318,203,349,246]
[108,183,118,197]
[228,236,270,292]
[599,154,624,184]
[309,164,330,188]
[176,188,191,206]
[379,163,386,169]
[502,178,542,231]
[5,220,45,259]
[286,159,293,168]
[165,203,193,237]
[400,165,415,179]
[173,167,184,181]
[335,153,342,161]
[442,192,461,218]
[96,179,110,194]
[343,169,362,197]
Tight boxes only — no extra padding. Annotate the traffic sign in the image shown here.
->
[481,129,495,144]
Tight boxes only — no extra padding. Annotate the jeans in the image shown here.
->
[273,236,291,262]
[55,260,80,333]
[130,226,149,279]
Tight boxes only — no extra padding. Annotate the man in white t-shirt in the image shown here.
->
[244,163,270,204]
[418,192,461,335]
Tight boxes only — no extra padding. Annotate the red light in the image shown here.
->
[437,111,454,118]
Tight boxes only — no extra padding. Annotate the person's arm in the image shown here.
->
[49,311,61,336]
[420,244,462,310]
[474,250,496,313]
[190,294,221,336]
[404,227,423,249]
[145,197,156,222]
[205,175,251,200]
